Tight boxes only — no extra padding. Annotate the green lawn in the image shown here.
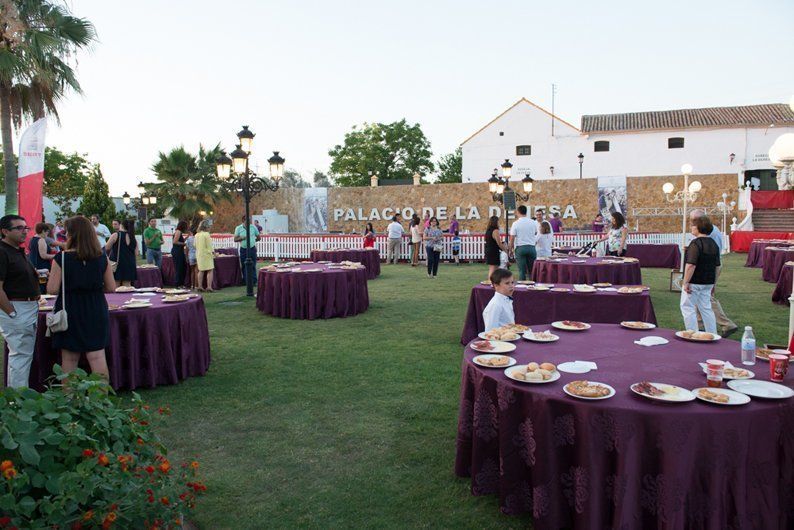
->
[4,254,790,528]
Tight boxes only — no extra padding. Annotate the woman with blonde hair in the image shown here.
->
[195,220,215,292]
[47,216,115,380]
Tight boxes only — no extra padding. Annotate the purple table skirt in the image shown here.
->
[310,249,381,280]
[162,254,242,290]
[3,294,211,391]
[460,284,656,344]
[532,257,642,285]
[133,267,163,289]
[455,324,794,529]
[625,243,680,268]
[745,240,794,268]
[762,248,794,283]
[773,264,793,306]
[256,263,369,319]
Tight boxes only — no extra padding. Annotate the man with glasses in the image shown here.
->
[0,215,41,388]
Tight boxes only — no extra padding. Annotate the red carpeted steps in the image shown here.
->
[752,209,794,232]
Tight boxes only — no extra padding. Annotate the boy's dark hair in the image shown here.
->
[454,230,459,236]
[517,205,527,215]
[490,268,513,285]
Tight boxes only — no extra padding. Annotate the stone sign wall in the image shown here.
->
[210,173,740,234]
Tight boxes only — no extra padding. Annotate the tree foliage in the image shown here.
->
[79,164,114,222]
[436,147,462,183]
[312,170,331,188]
[281,168,310,189]
[328,119,434,187]
[43,147,92,218]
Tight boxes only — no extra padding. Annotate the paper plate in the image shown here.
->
[693,387,751,405]
[557,361,592,374]
[563,382,615,400]
[470,340,517,353]
[472,354,517,369]
[727,380,794,399]
[505,366,561,384]
[675,331,721,342]
[630,382,695,402]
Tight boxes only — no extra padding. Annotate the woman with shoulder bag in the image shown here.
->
[106,219,137,288]
[423,216,444,278]
[47,216,116,381]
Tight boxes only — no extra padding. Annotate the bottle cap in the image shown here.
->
[745,326,752,330]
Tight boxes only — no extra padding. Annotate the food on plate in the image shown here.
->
[108,304,120,310]
[593,282,612,287]
[561,320,587,329]
[527,330,558,341]
[163,295,190,303]
[472,340,494,351]
[510,361,557,381]
[115,286,136,293]
[565,380,611,398]
[482,324,523,341]
[723,367,751,378]
[474,355,511,367]
[697,388,729,403]
[550,287,570,292]
[680,330,716,341]
[632,381,666,397]
[617,286,643,294]
[621,321,654,329]
[573,284,596,292]
[756,348,773,361]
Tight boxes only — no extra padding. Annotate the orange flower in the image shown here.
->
[136,438,144,446]
[190,461,199,470]
[2,468,17,480]
[97,454,110,466]
[0,460,13,472]
[160,496,170,505]
[158,460,171,474]
[105,512,117,522]
[82,510,95,521]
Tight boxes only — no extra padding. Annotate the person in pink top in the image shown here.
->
[423,212,431,229]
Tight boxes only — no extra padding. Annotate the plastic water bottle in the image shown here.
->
[741,326,756,366]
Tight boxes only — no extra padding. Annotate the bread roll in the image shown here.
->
[527,362,539,372]
[540,362,556,372]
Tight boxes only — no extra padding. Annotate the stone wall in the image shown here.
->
[210,174,741,234]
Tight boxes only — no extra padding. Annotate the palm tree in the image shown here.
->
[0,0,96,213]
[149,145,228,231]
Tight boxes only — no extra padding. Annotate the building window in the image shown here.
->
[668,137,685,149]
[515,145,531,156]
[499,131,504,136]
[594,141,610,152]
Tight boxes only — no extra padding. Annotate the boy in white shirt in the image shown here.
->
[483,268,515,331]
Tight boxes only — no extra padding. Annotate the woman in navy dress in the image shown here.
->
[47,216,116,381]
[172,220,188,287]
[106,219,138,287]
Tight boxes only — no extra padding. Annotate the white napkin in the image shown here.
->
[558,361,598,374]
[597,287,618,292]
[634,336,669,347]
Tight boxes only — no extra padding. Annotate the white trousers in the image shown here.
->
[680,284,717,334]
[0,301,39,388]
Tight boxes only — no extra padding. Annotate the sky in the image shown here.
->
[40,0,794,195]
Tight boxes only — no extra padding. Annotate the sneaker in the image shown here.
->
[720,326,739,338]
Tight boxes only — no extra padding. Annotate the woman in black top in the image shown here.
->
[172,220,188,287]
[106,219,138,287]
[484,215,509,282]
[47,216,116,381]
[680,215,720,334]
[28,222,56,271]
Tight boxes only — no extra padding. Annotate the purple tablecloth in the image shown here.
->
[310,249,381,280]
[162,254,242,290]
[532,257,642,285]
[133,266,163,289]
[761,248,794,282]
[460,284,656,344]
[745,240,794,267]
[625,243,680,268]
[773,264,793,306]
[455,324,794,529]
[256,263,369,319]
[3,294,211,391]
[215,247,239,256]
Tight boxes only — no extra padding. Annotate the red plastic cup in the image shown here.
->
[705,359,725,387]
[770,354,790,382]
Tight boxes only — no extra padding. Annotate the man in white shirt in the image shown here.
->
[483,268,515,331]
[386,216,404,264]
[510,205,539,281]
[91,214,111,248]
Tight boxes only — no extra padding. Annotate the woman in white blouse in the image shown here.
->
[535,221,553,257]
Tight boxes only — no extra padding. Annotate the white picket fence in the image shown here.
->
[200,232,683,261]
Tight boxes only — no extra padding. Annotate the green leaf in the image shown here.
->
[0,493,15,510]
[45,476,62,495]
[43,412,60,420]
[43,432,65,445]
[1,427,18,449]
[18,495,36,516]
[19,441,40,465]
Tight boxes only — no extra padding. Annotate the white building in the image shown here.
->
[461,98,794,189]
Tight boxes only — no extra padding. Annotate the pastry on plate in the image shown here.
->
[565,380,611,398]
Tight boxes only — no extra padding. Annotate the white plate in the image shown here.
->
[552,321,591,331]
[693,387,751,405]
[478,332,521,342]
[470,340,517,354]
[630,382,695,402]
[700,366,755,380]
[505,366,561,384]
[563,382,616,400]
[557,361,592,374]
[135,287,158,292]
[529,286,550,291]
[131,292,157,297]
[115,287,136,293]
[675,331,721,342]
[472,354,517,369]
[40,294,56,299]
[123,302,152,309]
[573,285,596,293]
[620,321,657,330]
[522,331,560,342]
[727,380,794,399]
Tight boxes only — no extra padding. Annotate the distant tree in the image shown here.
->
[436,147,462,184]
[281,168,310,188]
[79,165,115,222]
[328,119,434,187]
[313,170,331,188]
[43,147,93,218]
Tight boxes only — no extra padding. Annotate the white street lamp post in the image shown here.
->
[662,163,701,272]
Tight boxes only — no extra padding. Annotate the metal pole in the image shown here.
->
[579,162,582,179]
[244,159,254,297]
[680,173,688,273]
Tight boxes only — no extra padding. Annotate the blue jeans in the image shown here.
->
[426,246,441,276]
[240,247,257,285]
[146,249,162,267]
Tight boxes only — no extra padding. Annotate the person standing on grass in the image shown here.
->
[254,219,263,234]
[143,219,164,267]
[690,209,738,337]
[410,217,422,266]
[680,215,720,335]
[483,268,515,332]
[451,230,461,265]
[91,214,111,248]
[423,216,444,278]
[510,205,538,282]
[47,216,115,382]
[106,219,137,288]
[28,222,56,272]
[484,216,509,282]
[235,216,260,287]
[535,221,553,258]
[363,222,376,248]
[598,212,628,256]
[185,229,198,289]
[386,216,403,264]
[448,215,459,235]
[195,220,215,292]
[172,220,189,287]
[549,212,564,233]
[0,215,41,388]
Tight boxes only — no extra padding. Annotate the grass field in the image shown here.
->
[3,254,790,528]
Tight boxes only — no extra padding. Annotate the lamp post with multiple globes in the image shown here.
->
[662,163,701,273]
[716,193,736,244]
[122,184,157,258]
[216,125,285,297]
[487,159,533,249]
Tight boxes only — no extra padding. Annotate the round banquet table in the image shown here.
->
[773,263,793,306]
[460,283,656,344]
[161,254,242,289]
[133,266,163,289]
[761,247,794,283]
[3,294,211,391]
[531,256,642,285]
[256,263,369,319]
[310,248,381,280]
[745,240,794,268]
[455,324,794,529]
